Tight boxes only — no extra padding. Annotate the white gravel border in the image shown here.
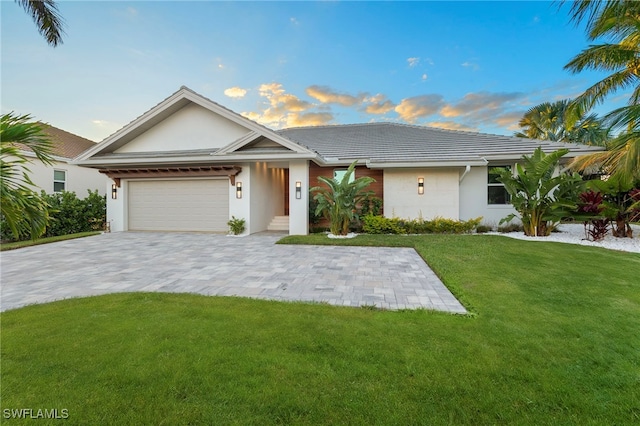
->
[487,223,640,253]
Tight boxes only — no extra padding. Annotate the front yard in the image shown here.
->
[1,235,638,424]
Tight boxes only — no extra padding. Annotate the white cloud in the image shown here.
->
[421,74,428,81]
[290,17,299,25]
[461,61,479,71]
[224,87,247,98]
[407,57,420,68]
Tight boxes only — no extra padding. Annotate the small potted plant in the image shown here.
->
[227,216,246,236]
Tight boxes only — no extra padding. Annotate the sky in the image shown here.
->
[0,0,627,142]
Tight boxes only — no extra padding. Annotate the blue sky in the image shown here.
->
[0,1,625,142]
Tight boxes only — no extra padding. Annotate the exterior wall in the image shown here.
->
[288,160,309,235]
[459,165,517,226]
[228,163,250,235]
[106,178,126,232]
[18,155,108,196]
[114,103,251,153]
[383,168,459,220]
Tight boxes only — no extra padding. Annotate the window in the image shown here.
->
[333,169,355,183]
[53,170,66,192]
[488,166,510,205]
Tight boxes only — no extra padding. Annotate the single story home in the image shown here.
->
[19,124,109,196]
[75,86,603,235]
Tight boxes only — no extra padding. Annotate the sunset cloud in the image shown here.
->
[364,94,395,114]
[286,112,333,127]
[394,95,445,122]
[242,83,314,128]
[306,85,365,106]
[440,92,522,118]
[224,86,247,98]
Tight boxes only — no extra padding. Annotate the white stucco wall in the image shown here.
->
[383,168,459,220]
[106,178,126,232]
[18,156,108,196]
[288,160,309,235]
[228,164,250,235]
[114,103,251,153]
[459,165,517,226]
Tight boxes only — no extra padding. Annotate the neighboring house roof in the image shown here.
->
[19,123,97,160]
[278,123,604,167]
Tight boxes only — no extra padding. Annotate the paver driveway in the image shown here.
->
[0,232,466,313]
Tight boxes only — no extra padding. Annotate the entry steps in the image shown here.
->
[267,215,289,231]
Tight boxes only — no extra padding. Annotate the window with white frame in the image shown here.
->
[488,165,511,205]
[53,170,66,192]
[333,169,355,183]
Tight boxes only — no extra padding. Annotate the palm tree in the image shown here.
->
[1,113,55,240]
[15,0,65,47]
[563,0,640,118]
[515,99,609,146]
[559,0,640,184]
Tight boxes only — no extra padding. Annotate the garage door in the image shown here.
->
[128,179,229,232]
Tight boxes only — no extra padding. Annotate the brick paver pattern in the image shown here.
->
[0,232,466,314]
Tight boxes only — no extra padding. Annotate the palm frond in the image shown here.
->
[16,0,65,47]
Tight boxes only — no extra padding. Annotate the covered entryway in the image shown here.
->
[128,179,229,232]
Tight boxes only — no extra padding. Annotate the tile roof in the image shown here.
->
[277,122,603,164]
[18,123,97,159]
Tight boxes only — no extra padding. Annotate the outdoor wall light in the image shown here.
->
[295,181,302,199]
[111,183,118,200]
[418,177,424,195]
[236,182,242,199]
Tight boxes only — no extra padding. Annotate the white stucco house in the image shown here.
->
[75,86,602,235]
[21,124,109,196]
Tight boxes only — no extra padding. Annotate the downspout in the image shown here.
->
[459,165,471,182]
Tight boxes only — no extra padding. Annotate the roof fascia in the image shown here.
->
[76,152,319,168]
[366,159,488,169]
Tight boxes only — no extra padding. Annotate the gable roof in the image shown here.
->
[18,123,96,160]
[278,123,604,167]
[75,86,315,166]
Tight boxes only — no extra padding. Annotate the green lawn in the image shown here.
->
[1,235,638,424]
[0,232,101,251]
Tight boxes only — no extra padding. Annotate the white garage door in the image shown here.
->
[128,179,229,232]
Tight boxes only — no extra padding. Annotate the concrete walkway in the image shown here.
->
[0,232,466,314]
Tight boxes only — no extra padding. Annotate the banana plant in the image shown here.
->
[310,161,375,236]
[493,147,584,236]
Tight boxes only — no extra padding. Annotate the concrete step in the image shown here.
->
[267,216,289,231]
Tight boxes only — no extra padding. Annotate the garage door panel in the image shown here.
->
[128,179,229,232]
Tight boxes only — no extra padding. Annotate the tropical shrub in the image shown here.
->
[584,177,640,238]
[1,190,106,242]
[362,215,481,235]
[359,196,383,217]
[310,161,375,236]
[494,147,583,236]
[227,216,246,235]
[362,215,404,234]
[575,190,609,241]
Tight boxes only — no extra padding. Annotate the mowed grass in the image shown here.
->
[0,232,101,251]
[1,235,639,425]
